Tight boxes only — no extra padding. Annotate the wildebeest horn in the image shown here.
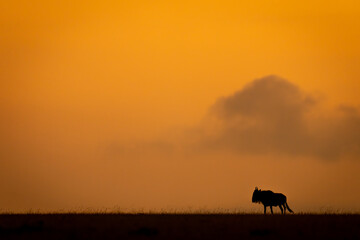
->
[255,187,258,190]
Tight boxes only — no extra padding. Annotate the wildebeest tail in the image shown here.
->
[285,202,294,213]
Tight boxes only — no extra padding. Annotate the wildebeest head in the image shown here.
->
[252,187,261,203]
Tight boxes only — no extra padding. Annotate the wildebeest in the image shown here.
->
[252,187,294,214]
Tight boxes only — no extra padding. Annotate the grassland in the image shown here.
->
[0,213,359,239]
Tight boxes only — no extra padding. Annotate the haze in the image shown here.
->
[1,1,360,213]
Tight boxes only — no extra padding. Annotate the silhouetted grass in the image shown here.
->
[0,213,359,239]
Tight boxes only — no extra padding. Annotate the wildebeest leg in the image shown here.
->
[270,206,273,214]
[264,205,266,214]
[279,205,283,214]
[283,204,286,214]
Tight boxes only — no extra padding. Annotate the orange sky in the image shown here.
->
[1,1,360,213]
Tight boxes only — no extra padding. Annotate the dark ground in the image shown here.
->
[0,214,359,240]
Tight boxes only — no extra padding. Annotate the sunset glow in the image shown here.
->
[1,1,360,212]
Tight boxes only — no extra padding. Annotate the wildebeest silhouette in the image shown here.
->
[252,187,294,214]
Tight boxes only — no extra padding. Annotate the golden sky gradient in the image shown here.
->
[1,1,360,212]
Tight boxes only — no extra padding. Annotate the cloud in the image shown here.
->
[198,75,360,160]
